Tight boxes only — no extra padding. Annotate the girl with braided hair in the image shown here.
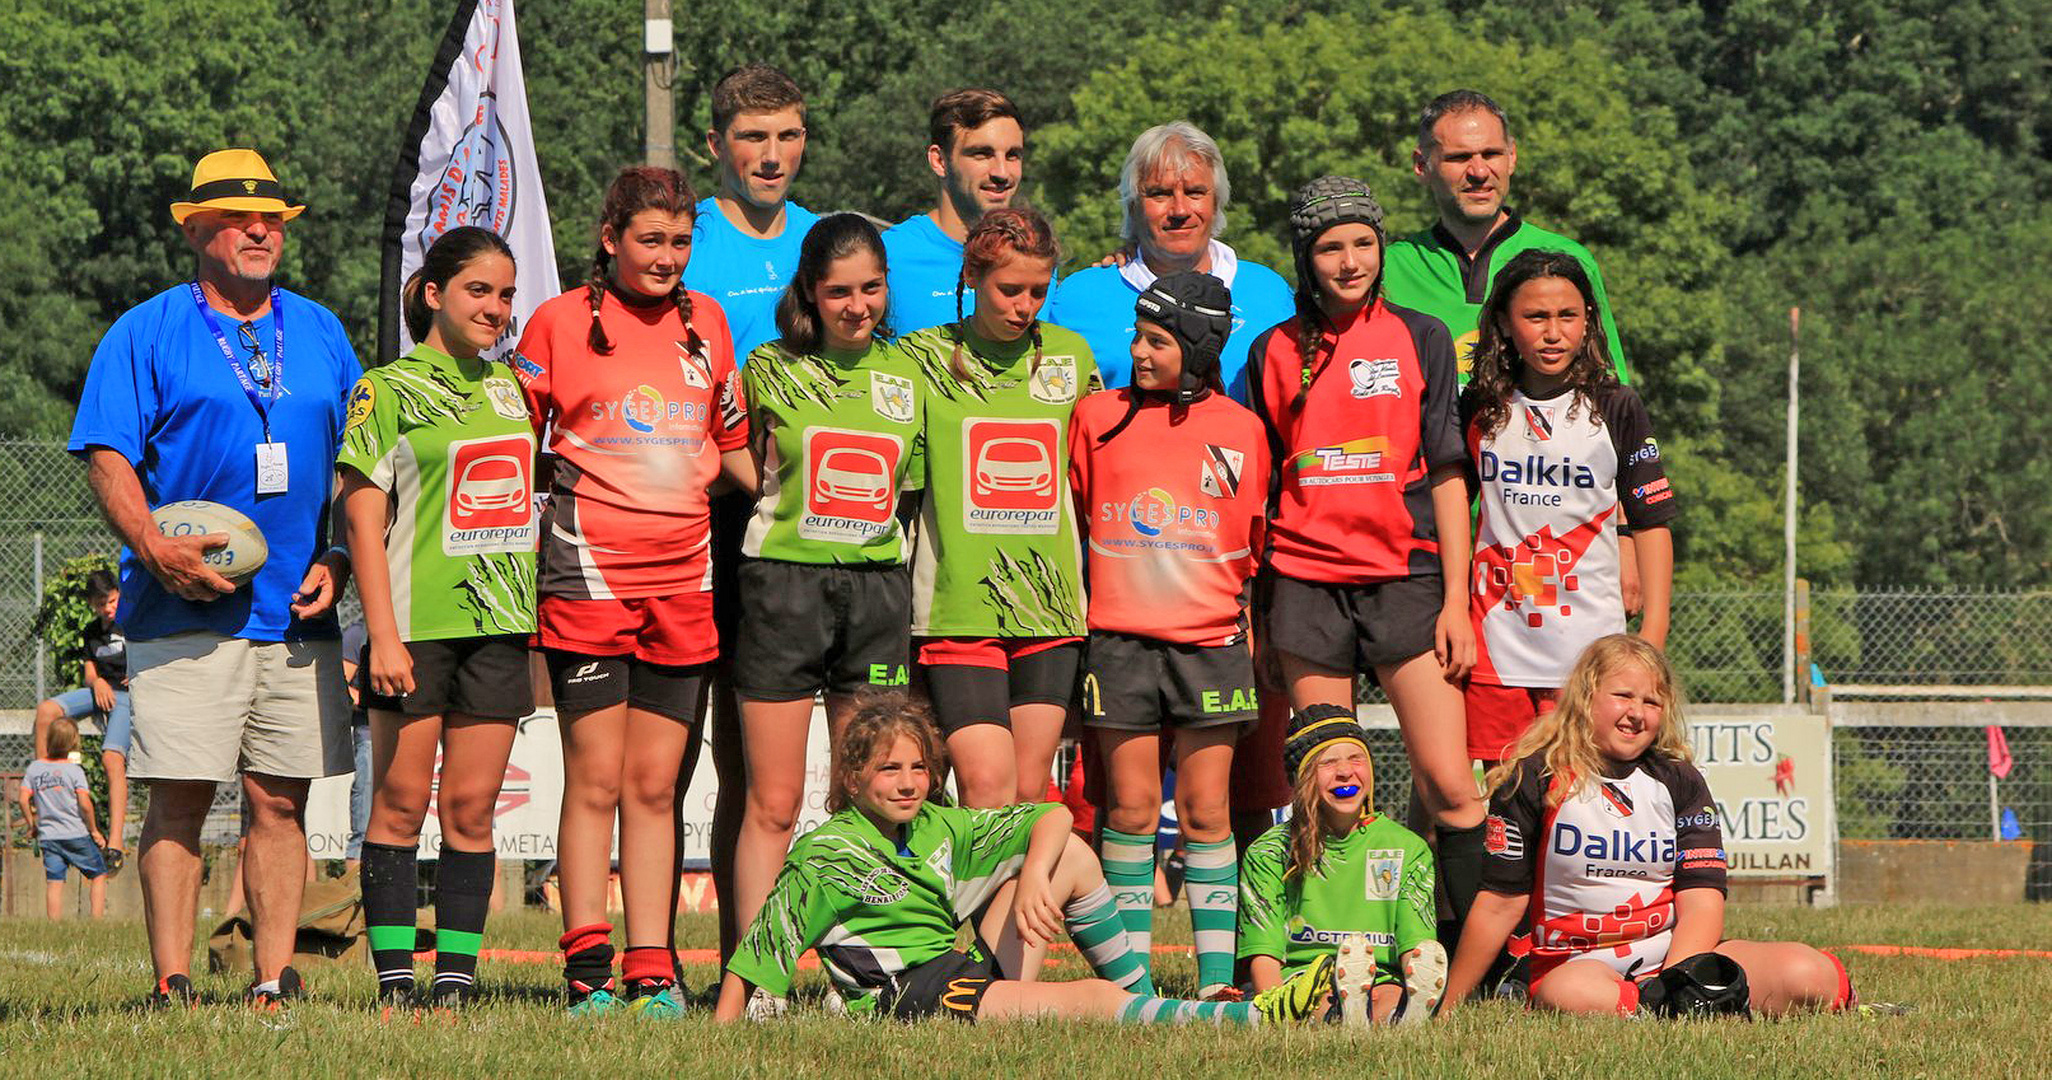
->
[1237,704,1447,1024]
[512,166,758,1015]
[895,208,1101,809]
[1242,176,1488,953]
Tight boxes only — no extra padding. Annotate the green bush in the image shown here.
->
[32,552,117,687]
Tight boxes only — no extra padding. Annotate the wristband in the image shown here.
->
[324,544,350,564]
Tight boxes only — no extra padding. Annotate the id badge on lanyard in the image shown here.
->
[190,283,286,496]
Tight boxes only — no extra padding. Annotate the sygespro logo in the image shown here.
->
[963,417,1059,535]
[444,432,537,555]
[801,427,904,543]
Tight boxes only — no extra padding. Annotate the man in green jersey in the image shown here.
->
[1382,90,1630,385]
[1383,89,1643,613]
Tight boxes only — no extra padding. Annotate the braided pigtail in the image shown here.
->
[669,279,706,359]
[949,268,975,384]
[586,248,615,355]
[1288,294,1329,413]
[1028,321,1044,375]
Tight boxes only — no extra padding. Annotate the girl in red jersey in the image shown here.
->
[1242,176,1488,947]
[1069,271,1269,998]
[1459,249,1675,767]
[1443,635,1856,1017]
[512,167,757,1015]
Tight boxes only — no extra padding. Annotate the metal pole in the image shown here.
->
[1783,308,1800,705]
[32,531,45,703]
[1989,772,2000,842]
[644,0,675,169]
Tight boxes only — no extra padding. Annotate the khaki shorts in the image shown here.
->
[128,631,353,783]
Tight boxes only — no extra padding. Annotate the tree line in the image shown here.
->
[2,0,2046,588]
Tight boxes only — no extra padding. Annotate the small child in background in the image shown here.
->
[18,717,108,918]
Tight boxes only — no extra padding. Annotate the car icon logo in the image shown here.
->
[974,436,1053,497]
[454,454,528,514]
[815,447,892,511]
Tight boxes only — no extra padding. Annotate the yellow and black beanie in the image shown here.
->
[1283,703,1371,781]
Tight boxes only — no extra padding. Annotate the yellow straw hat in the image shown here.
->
[169,149,305,224]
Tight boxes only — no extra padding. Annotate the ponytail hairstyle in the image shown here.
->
[951,206,1058,383]
[400,226,516,347]
[1484,634,1691,809]
[586,167,701,358]
[1467,248,1619,438]
[774,213,892,356]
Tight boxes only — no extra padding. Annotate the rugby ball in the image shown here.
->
[151,500,268,585]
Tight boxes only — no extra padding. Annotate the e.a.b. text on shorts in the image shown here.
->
[1083,630,1258,731]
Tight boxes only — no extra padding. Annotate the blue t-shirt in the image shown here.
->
[1047,256,1294,394]
[684,196,820,360]
[882,213,970,335]
[68,285,361,643]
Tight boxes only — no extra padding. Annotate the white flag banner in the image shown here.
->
[379,0,556,364]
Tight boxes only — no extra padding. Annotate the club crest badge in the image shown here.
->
[1029,357,1079,404]
[482,376,527,421]
[871,371,915,423]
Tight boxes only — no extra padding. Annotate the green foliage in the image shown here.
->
[0,0,2043,588]
[33,553,117,687]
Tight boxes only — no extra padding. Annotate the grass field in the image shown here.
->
[1,904,2047,1077]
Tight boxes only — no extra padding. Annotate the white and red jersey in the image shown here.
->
[1068,389,1269,645]
[1464,384,1676,687]
[1482,754,1728,981]
[1244,300,1465,584]
[512,288,749,600]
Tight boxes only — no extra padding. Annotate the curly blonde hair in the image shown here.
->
[1484,634,1692,808]
[1284,741,1373,883]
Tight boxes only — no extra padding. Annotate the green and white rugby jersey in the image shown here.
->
[1238,813,1436,983]
[337,345,537,641]
[741,339,924,564]
[900,322,1099,637]
[727,800,1054,1012]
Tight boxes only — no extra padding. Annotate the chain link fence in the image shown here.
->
[0,440,2046,889]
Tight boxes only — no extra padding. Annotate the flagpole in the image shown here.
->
[645,0,675,169]
[378,0,484,365]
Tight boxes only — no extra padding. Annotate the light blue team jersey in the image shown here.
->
[881,213,970,335]
[684,196,820,360]
[68,285,361,643]
[1047,254,1294,395]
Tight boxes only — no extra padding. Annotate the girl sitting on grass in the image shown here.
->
[1239,704,1447,1024]
[1443,634,1856,1017]
[716,694,1368,1026]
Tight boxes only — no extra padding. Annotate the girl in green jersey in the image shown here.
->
[1238,704,1448,1024]
[340,226,538,1009]
[716,695,1365,1026]
[732,214,925,946]
[898,208,1099,808]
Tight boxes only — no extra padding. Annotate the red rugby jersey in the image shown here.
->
[513,287,748,599]
[1244,299,1465,584]
[1068,389,1269,645]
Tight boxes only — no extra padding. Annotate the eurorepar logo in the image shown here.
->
[443,433,537,555]
[800,427,904,544]
[963,417,1060,535]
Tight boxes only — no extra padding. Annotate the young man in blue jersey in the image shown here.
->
[685,62,821,966]
[686,63,821,356]
[882,88,1026,334]
[1045,121,1294,393]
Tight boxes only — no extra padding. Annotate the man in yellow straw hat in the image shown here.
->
[68,148,361,1009]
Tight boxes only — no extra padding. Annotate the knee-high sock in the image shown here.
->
[1437,821,1487,947]
[432,846,495,992]
[1064,883,1153,995]
[1183,837,1239,992]
[1099,828,1156,972]
[361,841,418,991]
[1117,993,1257,1026]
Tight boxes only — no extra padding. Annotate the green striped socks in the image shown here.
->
[1064,883,1153,995]
[1117,993,1258,1026]
[1099,828,1157,977]
[1184,837,1240,994]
